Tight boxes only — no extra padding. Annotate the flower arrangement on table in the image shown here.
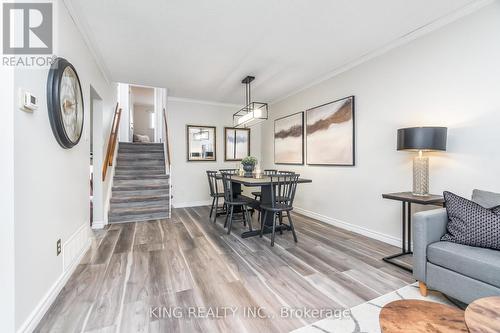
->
[241,156,258,177]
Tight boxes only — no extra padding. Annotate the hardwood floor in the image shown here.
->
[36,207,413,333]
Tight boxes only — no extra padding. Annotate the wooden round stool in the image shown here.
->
[380,300,468,333]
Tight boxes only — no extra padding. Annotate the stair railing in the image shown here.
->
[102,103,122,181]
[162,107,172,218]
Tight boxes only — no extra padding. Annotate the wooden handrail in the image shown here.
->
[163,108,171,167]
[102,103,122,181]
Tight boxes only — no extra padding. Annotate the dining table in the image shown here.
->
[217,174,312,238]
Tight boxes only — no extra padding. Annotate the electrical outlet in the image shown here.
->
[56,239,61,256]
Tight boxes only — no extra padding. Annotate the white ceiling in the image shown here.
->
[71,0,482,104]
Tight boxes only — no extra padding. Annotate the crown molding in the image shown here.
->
[270,0,495,105]
[168,96,241,108]
[63,0,112,84]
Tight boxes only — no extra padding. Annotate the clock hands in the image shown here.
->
[63,99,77,113]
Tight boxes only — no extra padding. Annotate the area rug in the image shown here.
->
[291,283,455,333]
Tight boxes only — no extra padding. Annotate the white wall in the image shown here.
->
[13,2,115,331]
[261,3,500,244]
[0,67,15,333]
[168,99,262,207]
[118,83,131,142]
[154,88,167,143]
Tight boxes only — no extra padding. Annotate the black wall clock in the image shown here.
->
[47,57,84,149]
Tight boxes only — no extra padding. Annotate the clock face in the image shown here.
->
[47,58,84,149]
[59,66,83,143]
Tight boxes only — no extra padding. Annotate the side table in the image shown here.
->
[380,299,468,332]
[465,296,500,333]
[382,192,444,272]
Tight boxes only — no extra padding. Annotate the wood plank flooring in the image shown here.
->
[36,207,413,333]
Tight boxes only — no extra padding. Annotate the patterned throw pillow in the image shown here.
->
[441,191,500,250]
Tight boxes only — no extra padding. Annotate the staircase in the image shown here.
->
[108,142,170,223]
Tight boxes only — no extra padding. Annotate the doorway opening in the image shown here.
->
[130,85,155,143]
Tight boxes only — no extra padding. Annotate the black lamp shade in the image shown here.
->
[397,127,447,151]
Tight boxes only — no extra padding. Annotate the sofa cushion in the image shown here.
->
[441,191,500,250]
[427,241,500,287]
[472,189,500,208]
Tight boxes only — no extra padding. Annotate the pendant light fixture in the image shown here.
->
[233,76,268,128]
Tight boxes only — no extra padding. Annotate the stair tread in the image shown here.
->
[117,158,164,162]
[114,169,166,173]
[109,204,169,216]
[118,155,164,160]
[113,174,167,178]
[109,211,169,223]
[115,168,165,172]
[116,160,164,164]
[118,156,164,160]
[119,142,163,146]
[113,186,169,192]
[112,188,169,198]
[118,152,164,156]
[114,178,168,185]
[111,199,169,209]
[114,175,169,180]
[112,180,169,191]
[110,194,169,203]
[119,147,163,151]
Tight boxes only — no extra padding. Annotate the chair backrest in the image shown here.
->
[219,168,237,175]
[264,169,278,175]
[269,173,300,208]
[278,170,295,175]
[206,170,219,196]
[220,172,236,203]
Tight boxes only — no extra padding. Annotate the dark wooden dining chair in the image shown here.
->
[252,169,279,199]
[220,172,255,235]
[278,170,295,175]
[252,169,279,220]
[219,168,238,175]
[259,173,300,246]
[206,171,225,222]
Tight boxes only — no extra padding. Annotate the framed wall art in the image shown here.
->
[274,111,304,165]
[224,127,250,161]
[306,96,355,166]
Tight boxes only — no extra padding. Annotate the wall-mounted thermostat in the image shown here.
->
[19,89,38,112]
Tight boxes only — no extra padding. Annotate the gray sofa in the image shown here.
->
[413,189,500,304]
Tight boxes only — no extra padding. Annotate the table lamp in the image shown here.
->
[397,127,447,196]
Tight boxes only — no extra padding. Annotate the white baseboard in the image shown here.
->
[293,206,401,247]
[17,223,91,333]
[173,200,211,208]
[62,224,91,272]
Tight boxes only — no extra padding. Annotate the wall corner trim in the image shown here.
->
[293,206,401,247]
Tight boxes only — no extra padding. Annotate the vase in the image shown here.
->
[242,164,255,177]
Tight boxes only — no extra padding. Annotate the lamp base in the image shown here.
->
[413,155,429,196]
